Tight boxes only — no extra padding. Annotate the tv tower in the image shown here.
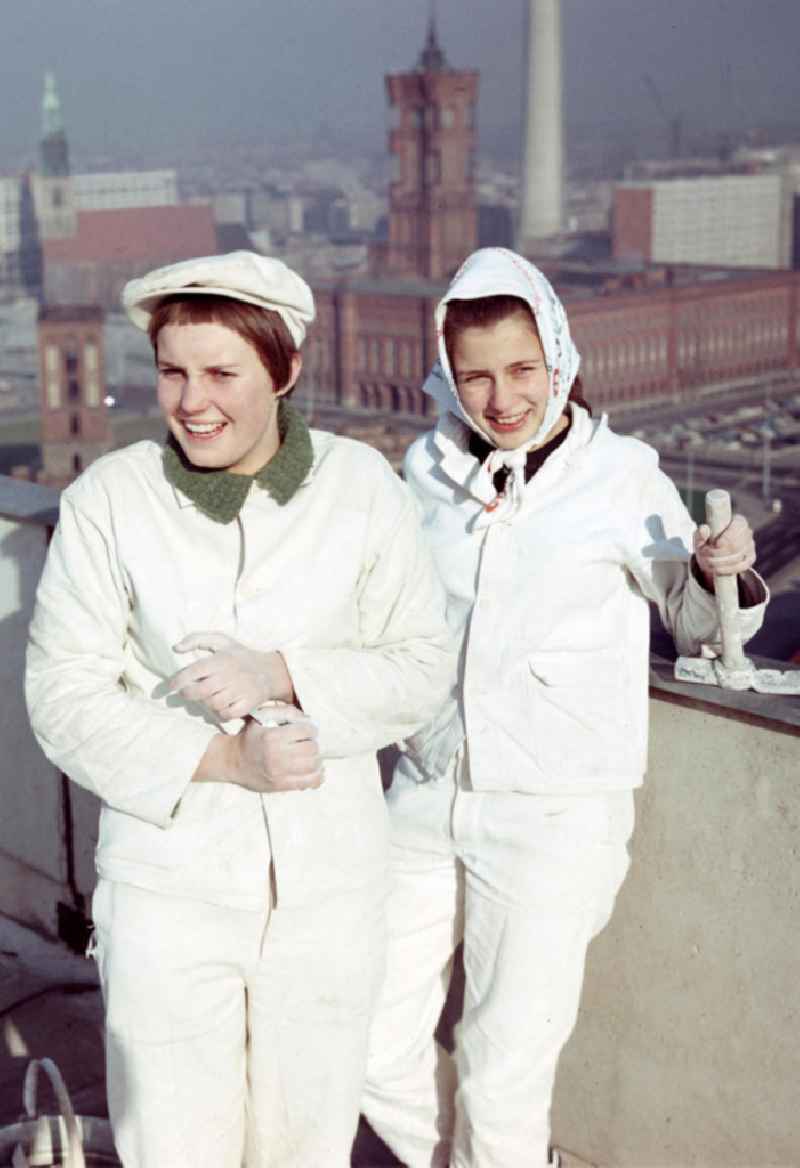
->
[518,0,564,248]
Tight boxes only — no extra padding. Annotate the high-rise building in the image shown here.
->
[37,305,111,483]
[518,0,564,249]
[613,172,793,269]
[375,13,478,279]
[0,178,23,290]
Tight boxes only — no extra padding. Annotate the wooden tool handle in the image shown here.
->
[704,489,745,670]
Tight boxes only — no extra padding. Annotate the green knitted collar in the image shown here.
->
[162,400,314,523]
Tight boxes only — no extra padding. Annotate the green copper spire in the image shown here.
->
[40,72,70,177]
[42,72,63,138]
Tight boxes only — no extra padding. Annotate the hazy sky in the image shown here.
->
[3,0,799,164]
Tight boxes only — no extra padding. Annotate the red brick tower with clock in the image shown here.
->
[379,13,479,280]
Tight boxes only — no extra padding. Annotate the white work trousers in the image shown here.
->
[91,878,386,1168]
[362,753,634,1168]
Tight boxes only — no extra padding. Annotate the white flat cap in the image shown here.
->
[122,250,315,346]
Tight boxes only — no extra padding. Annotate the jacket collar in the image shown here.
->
[431,403,605,508]
[165,401,315,521]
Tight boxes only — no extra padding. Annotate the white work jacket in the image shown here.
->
[26,431,453,908]
[401,404,767,794]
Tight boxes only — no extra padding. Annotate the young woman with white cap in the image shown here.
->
[25,250,453,1168]
[362,247,767,1168]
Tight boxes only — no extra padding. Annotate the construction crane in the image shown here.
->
[642,74,683,160]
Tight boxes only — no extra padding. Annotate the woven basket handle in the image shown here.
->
[12,1058,86,1168]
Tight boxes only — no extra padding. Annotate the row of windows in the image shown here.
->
[580,315,796,385]
[583,337,668,380]
[358,336,421,380]
[390,103,474,132]
[676,325,787,363]
[391,149,473,187]
[44,342,101,409]
[359,383,431,416]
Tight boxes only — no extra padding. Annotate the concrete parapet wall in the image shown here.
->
[553,689,800,1167]
[0,480,99,937]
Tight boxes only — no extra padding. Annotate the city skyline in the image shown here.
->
[2,0,799,166]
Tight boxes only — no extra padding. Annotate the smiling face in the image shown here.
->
[450,308,563,450]
[156,321,301,474]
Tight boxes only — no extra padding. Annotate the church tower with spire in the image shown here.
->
[40,72,70,177]
[32,72,76,241]
[378,7,478,280]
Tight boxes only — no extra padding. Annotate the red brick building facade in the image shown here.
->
[37,305,112,483]
[307,270,800,417]
[612,187,654,263]
[43,204,218,310]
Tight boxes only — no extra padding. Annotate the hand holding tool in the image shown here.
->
[674,489,800,694]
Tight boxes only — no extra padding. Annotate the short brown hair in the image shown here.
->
[148,294,299,393]
[444,294,591,415]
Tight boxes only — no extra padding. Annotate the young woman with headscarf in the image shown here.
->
[362,247,767,1168]
[25,251,453,1168]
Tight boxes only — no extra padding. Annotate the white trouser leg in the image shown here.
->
[246,887,387,1168]
[452,790,634,1168]
[92,880,252,1168]
[93,879,386,1168]
[363,765,464,1168]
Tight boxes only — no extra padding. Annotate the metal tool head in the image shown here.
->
[748,668,800,696]
[674,655,800,695]
[674,655,753,691]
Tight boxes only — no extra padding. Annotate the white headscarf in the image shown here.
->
[422,248,581,519]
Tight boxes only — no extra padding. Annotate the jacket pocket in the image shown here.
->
[527,649,634,781]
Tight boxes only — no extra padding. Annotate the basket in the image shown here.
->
[0,1059,119,1167]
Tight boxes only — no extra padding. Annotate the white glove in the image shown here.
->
[233,704,324,793]
[168,631,294,722]
[693,514,756,589]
